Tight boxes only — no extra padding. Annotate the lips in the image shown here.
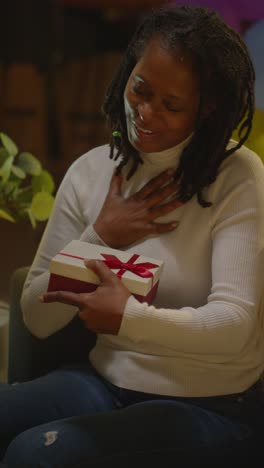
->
[133,120,156,136]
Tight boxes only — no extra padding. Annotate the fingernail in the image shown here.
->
[171,221,179,228]
[167,169,174,175]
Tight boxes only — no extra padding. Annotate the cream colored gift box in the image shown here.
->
[48,240,164,304]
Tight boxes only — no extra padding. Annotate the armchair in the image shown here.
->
[8,267,96,383]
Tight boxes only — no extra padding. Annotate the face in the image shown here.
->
[124,37,201,153]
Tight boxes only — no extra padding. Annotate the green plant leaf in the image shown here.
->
[0,208,15,222]
[31,192,54,221]
[26,208,37,228]
[16,187,33,205]
[0,131,56,227]
[0,132,18,157]
[0,148,9,166]
[11,165,26,179]
[32,170,55,194]
[17,152,42,175]
[0,155,14,182]
[3,180,18,197]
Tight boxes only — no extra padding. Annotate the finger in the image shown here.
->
[144,181,179,208]
[84,259,119,284]
[148,198,183,219]
[132,169,175,200]
[39,290,84,308]
[79,310,89,321]
[108,171,123,197]
[147,221,179,234]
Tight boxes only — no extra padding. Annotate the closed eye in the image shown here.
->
[131,81,184,112]
[166,106,184,113]
[132,84,152,97]
[164,101,184,113]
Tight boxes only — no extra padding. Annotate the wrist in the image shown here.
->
[93,222,110,245]
[93,222,120,248]
[81,225,108,246]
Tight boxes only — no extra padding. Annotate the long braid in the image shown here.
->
[104,35,144,175]
[102,5,255,205]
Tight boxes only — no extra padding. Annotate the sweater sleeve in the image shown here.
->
[119,174,264,356]
[21,156,107,338]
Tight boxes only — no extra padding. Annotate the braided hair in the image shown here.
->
[103,5,255,207]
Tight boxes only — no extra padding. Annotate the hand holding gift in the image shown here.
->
[40,259,131,335]
[41,241,164,333]
[47,241,164,304]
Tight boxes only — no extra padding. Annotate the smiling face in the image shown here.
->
[124,37,201,153]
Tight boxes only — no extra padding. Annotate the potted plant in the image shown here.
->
[0,132,56,379]
[0,132,55,227]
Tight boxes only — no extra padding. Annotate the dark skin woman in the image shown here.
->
[1,6,264,468]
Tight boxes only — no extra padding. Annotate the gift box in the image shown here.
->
[48,240,164,304]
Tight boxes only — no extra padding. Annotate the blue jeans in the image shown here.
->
[0,364,262,467]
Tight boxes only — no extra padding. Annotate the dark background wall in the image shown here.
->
[0,0,163,299]
[1,1,262,298]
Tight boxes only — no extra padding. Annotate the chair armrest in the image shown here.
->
[8,267,96,383]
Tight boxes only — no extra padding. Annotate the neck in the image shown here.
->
[140,134,193,169]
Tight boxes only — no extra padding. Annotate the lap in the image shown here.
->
[1,367,262,467]
[4,399,255,468]
[0,365,118,456]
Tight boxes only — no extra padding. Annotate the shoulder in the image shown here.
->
[69,144,113,173]
[208,140,264,202]
[61,144,116,185]
[222,140,264,178]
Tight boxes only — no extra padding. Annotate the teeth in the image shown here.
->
[138,127,153,134]
[133,121,153,134]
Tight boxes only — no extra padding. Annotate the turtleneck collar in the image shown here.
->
[140,133,193,170]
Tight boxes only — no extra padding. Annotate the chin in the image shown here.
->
[128,136,159,153]
[132,141,171,153]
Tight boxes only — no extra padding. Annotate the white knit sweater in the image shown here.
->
[21,140,264,397]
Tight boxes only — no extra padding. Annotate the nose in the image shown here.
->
[137,102,155,123]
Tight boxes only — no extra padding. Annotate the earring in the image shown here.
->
[112,130,121,138]
[139,112,144,122]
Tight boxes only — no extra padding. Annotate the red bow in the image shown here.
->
[101,253,158,280]
[59,252,158,281]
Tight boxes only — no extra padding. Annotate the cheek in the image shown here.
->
[170,104,199,133]
[164,114,197,142]
[124,78,140,109]
[167,114,194,131]
[124,95,133,119]
[124,88,137,105]
[124,91,138,120]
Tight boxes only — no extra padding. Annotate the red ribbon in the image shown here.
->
[59,252,158,281]
[100,253,158,280]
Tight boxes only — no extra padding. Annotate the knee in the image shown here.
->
[4,427,57,468]
[4,431,37,468]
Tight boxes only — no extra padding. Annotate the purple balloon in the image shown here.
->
[244,21,264,111]
[174,0,264,32]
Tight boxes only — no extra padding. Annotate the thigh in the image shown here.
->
[4,399,255,468]
[0,366,117,453]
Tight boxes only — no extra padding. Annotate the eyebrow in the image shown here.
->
[134,74,183,101]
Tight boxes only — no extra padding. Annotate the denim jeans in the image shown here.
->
[0,364,262,467]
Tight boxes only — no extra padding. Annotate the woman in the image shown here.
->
[2,5,264,467]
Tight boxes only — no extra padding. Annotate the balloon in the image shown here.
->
[244,20,264,111]
[172,0,264,33]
